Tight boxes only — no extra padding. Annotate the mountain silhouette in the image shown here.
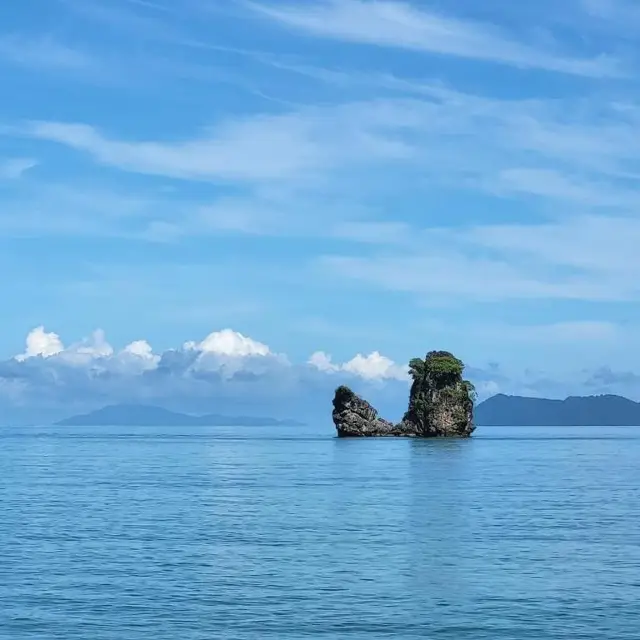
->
[476,394,640,426]
[56,404,304,427]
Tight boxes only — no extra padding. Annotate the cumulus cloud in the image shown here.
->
[14,326,156,370]
[117,340,160,372]
[180,328,290,379]
[308,351,337,372]
[15,326,64,361]
[184,328,271,357]
[308,350,408,380]
[122,339,155,359]
[61,329,115,364]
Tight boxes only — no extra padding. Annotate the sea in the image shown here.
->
[1,423,639,639]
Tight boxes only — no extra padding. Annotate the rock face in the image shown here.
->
[332,386,399,437]
[332,351,475,438]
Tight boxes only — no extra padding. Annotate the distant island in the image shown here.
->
[476,394,640,426]
[56,404,305,427]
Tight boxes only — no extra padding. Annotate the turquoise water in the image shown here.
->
[1,424,639,639]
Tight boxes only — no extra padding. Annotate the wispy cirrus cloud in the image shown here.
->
[3,4,639,310]
[56,0,181,40]
[318,212,640,303]
[581,0,640,22]
[0,158,37,180]
[490,168,640,208]
[461,320,622,344]
[8,83,640,296]
[0,181,182,239]
[0,35,95,71]
[25,118,322,181]
[318,252,619,302]
[18,85,640,198]
[22,102,414,183]
[247,0,624,77]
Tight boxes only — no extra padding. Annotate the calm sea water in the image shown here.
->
[1,424,639,639]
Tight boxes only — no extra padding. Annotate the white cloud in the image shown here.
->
[0,181,182,240]
[3,71,637,250]
[0,158,37,180]
[14,326,409,384]
[492,168,640,208]
[17,87,640,216]
[464,215,640,280]
[342,351,409,380]
[60,0,182,43]
[0,36,94,71]
[520,321,620,342]
[308,350,338,372]
[119,340,160,371]
[1,325,416,423]
[23,103,411,183]
[332,220,411,244]
[465,321,621,344]
[249,0,622,77]
[24,118,321,182]
[308,350,408,380]
[15,326,64,361]
[58,329,115,365]
[182,329,285,378]
[184,328,271,357]
[319,252,618,303]
[15,327,151,369]
[123,339,156,359]
[318,211,640,303]
[7,88,640,306]
[582,0,640,33]
[475,380,502,397]
[581,0,640,24]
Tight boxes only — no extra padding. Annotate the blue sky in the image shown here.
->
[2,0,640,420]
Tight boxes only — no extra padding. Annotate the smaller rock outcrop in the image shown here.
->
[332,350,475,438]
[332,385,403,437]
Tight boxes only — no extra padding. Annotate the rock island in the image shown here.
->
[332,351,476,437]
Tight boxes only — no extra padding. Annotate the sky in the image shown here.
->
[2,0,640,422]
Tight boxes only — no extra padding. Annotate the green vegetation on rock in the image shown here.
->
[410,351,463,383]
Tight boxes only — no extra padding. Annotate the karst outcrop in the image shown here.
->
[332,351,475,438]
[332,385,408,437]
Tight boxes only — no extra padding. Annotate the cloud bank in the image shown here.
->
[1,326,412,425]
[2,326,638,426]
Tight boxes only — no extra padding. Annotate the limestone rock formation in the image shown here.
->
[332,385,401,437]
[332,351,475,438]
[399,351,476,437]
